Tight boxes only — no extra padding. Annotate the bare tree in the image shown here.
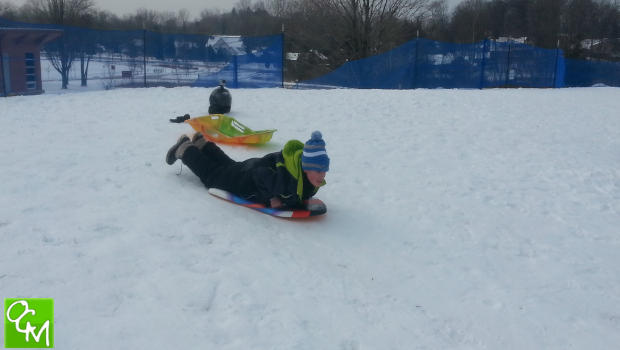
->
[562,0,597,56]
[503,0,529,38]
[423,0,449,40]
[23,0,95,88]
[266,0,301,16]
[527,0,565,48]
[23,0,93,24]
[177,9,190,31]
[0,1,19,19]
[450,0,488,43]
[235,0,254,11]
[312,0,430,60]
[131,8,163,30]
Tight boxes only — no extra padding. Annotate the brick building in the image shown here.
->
[0,27,62,96]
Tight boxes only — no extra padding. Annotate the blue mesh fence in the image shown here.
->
[192,35,283,88]
[0,17,283,91]
[3,16,618,92]
[564,59,620,87]
[491,40,564,88]
[301,38,567,89]
[415,39,484,89]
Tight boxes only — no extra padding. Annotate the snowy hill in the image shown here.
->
[1,87,620,349]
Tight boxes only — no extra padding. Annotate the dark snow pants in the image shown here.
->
[180,142,235,189]
[180,142,277,204]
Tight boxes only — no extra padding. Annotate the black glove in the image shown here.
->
[169,114,190,123]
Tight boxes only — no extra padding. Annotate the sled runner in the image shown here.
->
[207,188,326,218]
[185,114,276,145]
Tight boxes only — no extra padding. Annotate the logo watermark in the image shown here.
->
[4,298,54,348]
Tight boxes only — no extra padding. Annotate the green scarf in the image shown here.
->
[277,139,326,199]
[277,140,305,199]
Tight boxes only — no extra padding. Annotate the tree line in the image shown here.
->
[1,0,618,82]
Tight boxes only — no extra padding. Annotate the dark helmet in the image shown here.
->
[208,80,232,114]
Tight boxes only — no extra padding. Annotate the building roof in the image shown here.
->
[0,27,63,46]
[0,27,63,32]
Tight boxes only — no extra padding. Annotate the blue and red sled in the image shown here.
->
[208,188,326,218]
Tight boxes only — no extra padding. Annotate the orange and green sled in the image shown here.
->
[185,114,276,145]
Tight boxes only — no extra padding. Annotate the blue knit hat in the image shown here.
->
[301,131,330,172]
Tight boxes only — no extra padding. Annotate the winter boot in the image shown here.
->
[191,131,204,143]
[166,135,191,165]
[191,132,208,150]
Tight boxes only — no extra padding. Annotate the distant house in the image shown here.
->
[496,37,528,44]
[174,39,199,49]
[578,38,620,60]
[206,36,245,56]
[286,52,300,61]
[580,39,602,50]
[0,27,62,96]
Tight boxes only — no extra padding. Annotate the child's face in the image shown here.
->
[304,170,326,187]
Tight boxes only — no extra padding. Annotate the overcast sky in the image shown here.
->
[7,0,463,19]
[8,0,236,18]
[96,0,235,17]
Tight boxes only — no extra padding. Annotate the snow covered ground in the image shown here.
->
[40,55,231,93]
[1,86,620,349]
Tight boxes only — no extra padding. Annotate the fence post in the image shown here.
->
[143,28,147,88]
[552,39,560,88]
[281,25,285,88]
[479,39,488,89]
[233,55,238,88]
[0,41,6,96]
[505,41,511,87]
[413,30,419,89]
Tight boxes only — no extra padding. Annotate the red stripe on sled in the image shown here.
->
[291,210,311,218]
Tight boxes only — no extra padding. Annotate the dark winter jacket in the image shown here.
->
[182,140,323,208]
